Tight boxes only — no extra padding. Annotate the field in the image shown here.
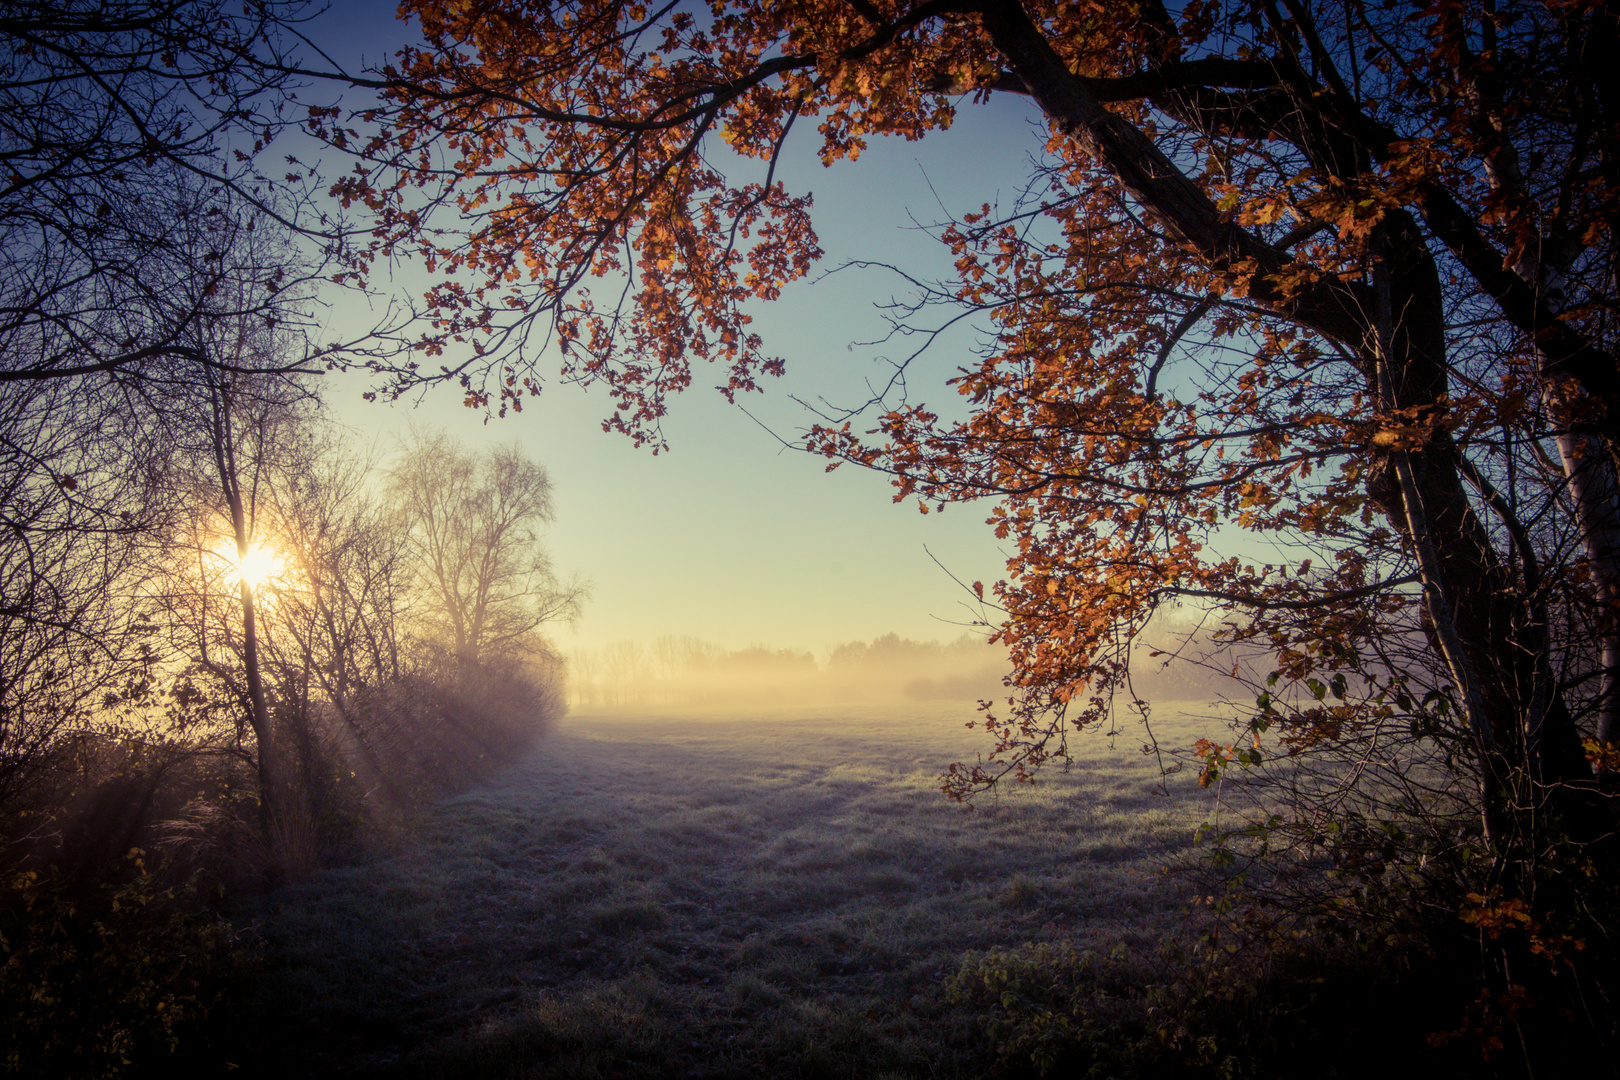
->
[225,703,1230,1078]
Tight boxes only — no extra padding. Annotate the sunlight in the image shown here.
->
[214,538,286,592]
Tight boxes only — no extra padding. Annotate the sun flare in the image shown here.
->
[214,538,285,591]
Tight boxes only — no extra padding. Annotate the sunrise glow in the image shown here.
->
[214,539,285,591]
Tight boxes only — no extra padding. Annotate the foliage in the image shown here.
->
[951,867,1620,1079]
[336,0,1620,788]
[946,923,1441,1080]
[0,620,566,1076]
[0,861,246,1079]
[324,0,1620,1066]
[949,939,1230,1079]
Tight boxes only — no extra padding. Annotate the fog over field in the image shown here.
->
[205,623,1278,1077]
[564,619,1264,713]
[8,0,1614,1073]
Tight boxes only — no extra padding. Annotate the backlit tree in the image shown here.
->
[327,0,1619,1058]
[388,429,584,665]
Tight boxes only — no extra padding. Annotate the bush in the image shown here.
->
[0,651,568,1077]
[0,861,247,1079]
[322,654,565,840]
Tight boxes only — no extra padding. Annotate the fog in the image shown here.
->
[566,633,1005,709]
[567,618,1263,712]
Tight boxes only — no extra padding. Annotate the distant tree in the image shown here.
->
[650,634,722,702]
[650,634,687,684]
[388,430,584,666]
[600,640,647,705]
[569,646,604,708]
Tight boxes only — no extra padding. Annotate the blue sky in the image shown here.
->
[306,3,1053,655]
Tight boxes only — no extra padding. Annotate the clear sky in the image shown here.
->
[307,3,1053,657]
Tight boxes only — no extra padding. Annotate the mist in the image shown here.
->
[566,633,1006,710]
[566,617,1264,713]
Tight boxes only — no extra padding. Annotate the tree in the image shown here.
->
[0,373,163,814]
[599,639,647,705]
[269,434,410,724]
[346,3,1618,779]
[239,423,420,851]
[388,429,584,666]
[0,0,343,846]
[0,1,336,387]
[156,355,314,867]
[336,0,1619,1060]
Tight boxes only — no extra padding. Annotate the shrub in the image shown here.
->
[0,860,246,1079]
[0,650,568,1076]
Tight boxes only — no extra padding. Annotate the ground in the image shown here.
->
[225,702,1225,1078]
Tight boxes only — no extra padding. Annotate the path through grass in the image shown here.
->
[228,703,1224,1078]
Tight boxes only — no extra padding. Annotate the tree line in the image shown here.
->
[569,633,1009,707]
[3,394,579,1068]
[0,11,586,1067]
[0,4,574,875]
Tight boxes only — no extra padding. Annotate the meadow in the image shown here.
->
[222,703,1233,1079]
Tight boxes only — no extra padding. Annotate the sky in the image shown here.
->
[306,3,1055,658]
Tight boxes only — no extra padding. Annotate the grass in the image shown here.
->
[220,702,1228,1079]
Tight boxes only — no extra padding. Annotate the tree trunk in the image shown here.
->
[224,485,287,882]
[207,369,285,878]
[1546,381,1620,753]
[972,0,1599,847]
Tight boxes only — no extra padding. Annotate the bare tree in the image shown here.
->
[0,374,164,815]
[388,429,584,666]
[256,430,415,811]
[568,647,603,709]
[271,436,410,712]
[0,0,344,887]
[0,2,340,388]
[154,353,313,857]
[600,640,648,707]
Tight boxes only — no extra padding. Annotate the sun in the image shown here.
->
[214,538,286,591]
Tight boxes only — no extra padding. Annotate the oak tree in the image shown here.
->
[342,1,1615,767]
[331,0,1619,1054]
